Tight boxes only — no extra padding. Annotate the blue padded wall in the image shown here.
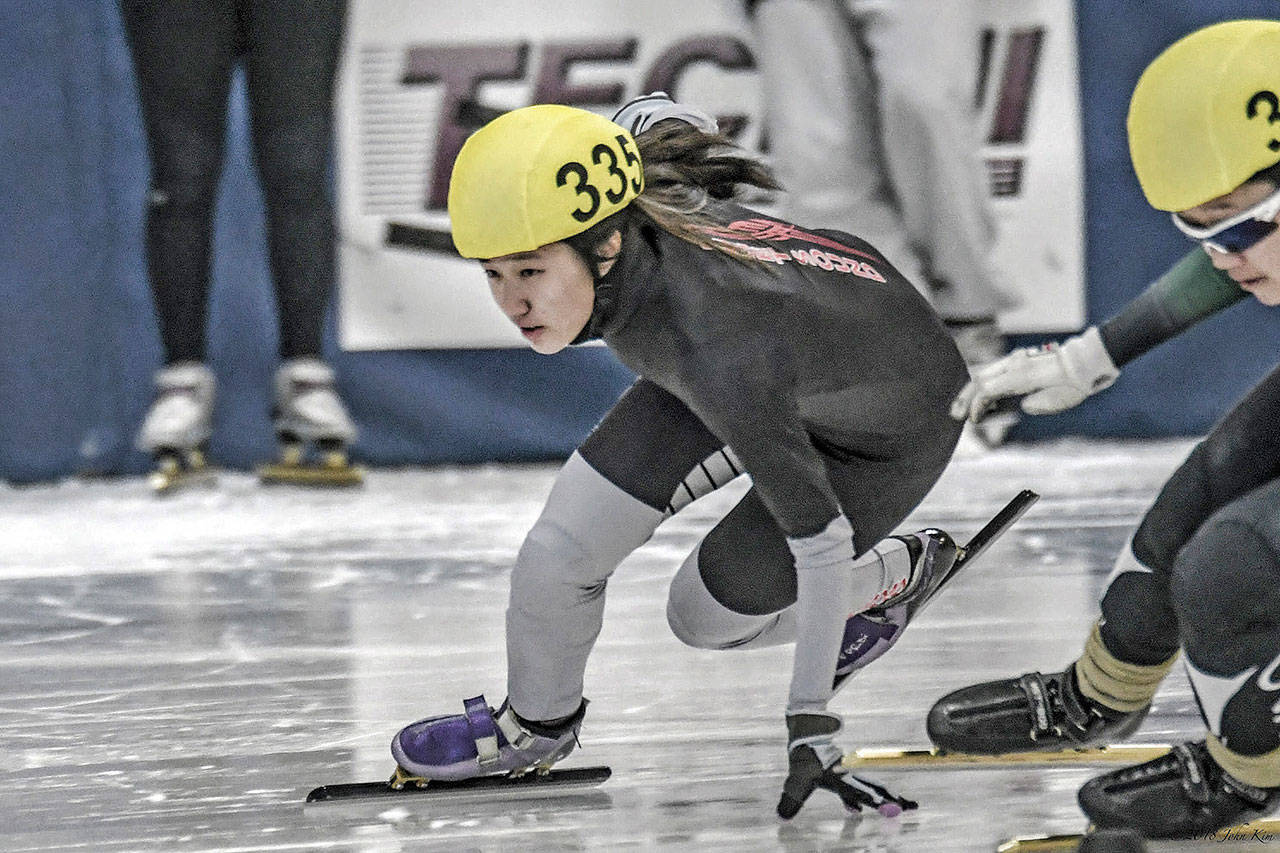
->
[3,1,1280,482]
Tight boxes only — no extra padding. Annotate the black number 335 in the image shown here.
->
[555,135,643,223]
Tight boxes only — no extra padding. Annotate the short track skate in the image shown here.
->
[305,764,611,804]
[257,435,363,487]
[149,446,216,494]
[831,488,1039,693]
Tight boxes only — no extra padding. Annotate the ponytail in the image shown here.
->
[630,120,782,260]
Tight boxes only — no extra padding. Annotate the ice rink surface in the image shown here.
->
[2,437,1272,852]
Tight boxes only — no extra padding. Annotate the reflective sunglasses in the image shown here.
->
[1171,184,1280,254]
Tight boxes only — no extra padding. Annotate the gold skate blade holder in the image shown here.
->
[998,817,1280,851]
[388,765,428,790]
[843,743,1173,769]
[149,449,216,494]
[257,443,364,487]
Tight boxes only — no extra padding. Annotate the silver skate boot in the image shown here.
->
[258,357,361,486]
[137,362,216,494]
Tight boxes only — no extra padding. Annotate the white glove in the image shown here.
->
[950,326,1120,421]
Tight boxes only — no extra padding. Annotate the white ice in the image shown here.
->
[0,438,1255,851]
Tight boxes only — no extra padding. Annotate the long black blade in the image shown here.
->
[306,765,611,803]
[953,489,1039,572]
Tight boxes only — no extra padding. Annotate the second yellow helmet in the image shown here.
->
[1127,19,1280,212]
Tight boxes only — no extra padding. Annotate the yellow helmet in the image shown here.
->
[447,104,644,259]
[1127,19,1280,211]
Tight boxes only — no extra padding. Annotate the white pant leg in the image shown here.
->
[666,542,798,650]
[856,0,1013,320]
[750,0,926,288]
[506,452,664,720]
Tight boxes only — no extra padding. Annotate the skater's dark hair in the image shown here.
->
[1250,159,1280,188]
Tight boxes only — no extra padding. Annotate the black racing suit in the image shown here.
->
[503,201,967,721]
[119,0,346,363]
[1094,248,1280,758]
[580,201,967,612]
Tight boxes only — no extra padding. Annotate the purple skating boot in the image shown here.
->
[833,529,959,690]
[390,695,587,785]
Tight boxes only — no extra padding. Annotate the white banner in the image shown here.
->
[336,0,1084,350]
[976,0,1087,333]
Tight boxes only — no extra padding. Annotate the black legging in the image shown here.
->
[120,0,346,363]
[1100,362,1280,755]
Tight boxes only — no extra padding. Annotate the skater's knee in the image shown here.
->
[665,595,714,649]
[698,503,794,615]
[510,519,605,614]
[1097,560,1179,665]
[150,149,221,211]
[666,546,719,648]
[666,545,789,649]
[1172,505,1280,668]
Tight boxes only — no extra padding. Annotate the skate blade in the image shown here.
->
[997,833,1090,852]
[951,488,1040,571]
[998,818,1280,851]
[305,764,612,804]
[257,461,364,487]
[843,743,1172,769]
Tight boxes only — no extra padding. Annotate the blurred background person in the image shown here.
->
[121,0,358,491]
[747,0,1019,444]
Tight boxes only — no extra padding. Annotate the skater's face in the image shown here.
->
[1177,179,1280,306]
[482,236,619,354]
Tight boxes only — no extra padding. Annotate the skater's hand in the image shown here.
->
[777,712,917,819]
[951,327,1119,422]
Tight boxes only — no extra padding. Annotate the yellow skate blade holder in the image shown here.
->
[148,449,216,494]
[998,817,1280,851]
[997,833,1092,852]
[257,446,364,487]
[388,765,427,790]
[843,743,1173,769]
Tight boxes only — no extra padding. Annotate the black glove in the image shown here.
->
[777,712,918,820]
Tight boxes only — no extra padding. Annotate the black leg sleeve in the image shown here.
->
[1132,363,1280,573]
[1171,478,1280,757]
[120,0,238,364]
[577,378,728,513]
[243,0,347,359]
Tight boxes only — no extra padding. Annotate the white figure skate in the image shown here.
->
[258,357,361,486]
[137,362,216,494]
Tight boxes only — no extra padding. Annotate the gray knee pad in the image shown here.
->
[510,452,664,603]
[1171,493,1280,675]
[666,543,795,650]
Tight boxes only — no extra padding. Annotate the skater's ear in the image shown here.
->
[594,230,623,277]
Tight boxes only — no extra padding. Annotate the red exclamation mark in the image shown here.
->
[978,28,1044,197]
